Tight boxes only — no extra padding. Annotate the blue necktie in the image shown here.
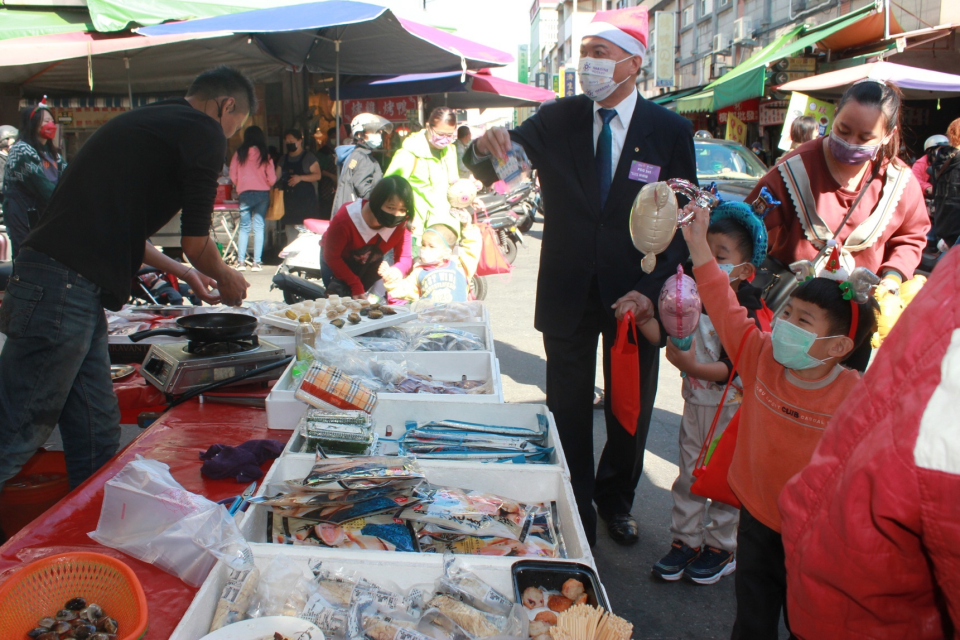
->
[596,108,617,209]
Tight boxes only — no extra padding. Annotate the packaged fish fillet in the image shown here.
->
[363,614,434,640]
[400,485,537,541]
[301,455,425,489]
[437,553,513,616]
[268,513,419,552]
[406,416,548,442]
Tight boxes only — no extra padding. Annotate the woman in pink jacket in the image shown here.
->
[229,125,275,271]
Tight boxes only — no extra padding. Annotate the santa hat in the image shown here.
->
[819,239,849,282]
[582,8,648,59]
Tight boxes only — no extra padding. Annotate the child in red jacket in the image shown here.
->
[681,203,878,639]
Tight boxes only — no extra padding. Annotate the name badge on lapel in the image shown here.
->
[629,161,661,183]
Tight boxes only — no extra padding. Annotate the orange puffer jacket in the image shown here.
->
[780,246,960,640]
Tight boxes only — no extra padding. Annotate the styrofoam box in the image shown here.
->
[266,352,504,430]
[169,548,526,640]
[238,458,593,566]
[282,401,569,476]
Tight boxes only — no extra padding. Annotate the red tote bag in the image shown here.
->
[474,222,513,277]
[611,312,641,436]
[690,327,753,508]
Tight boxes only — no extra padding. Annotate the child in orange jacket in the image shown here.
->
[681,203,878,639]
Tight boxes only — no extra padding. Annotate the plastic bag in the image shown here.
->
[246,552,318,618]
[405,326,485,352]
[412,301,485,323]
[88,456,252,587]
[437,554,513,616]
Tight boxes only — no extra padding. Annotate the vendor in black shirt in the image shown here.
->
[0,66,252,493]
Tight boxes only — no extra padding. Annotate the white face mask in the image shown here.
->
[717,261,747,282]
[366,133,382,149]
[419,246,446,266]
[577,56,635,102]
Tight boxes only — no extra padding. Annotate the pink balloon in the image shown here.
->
[658,266,701,339]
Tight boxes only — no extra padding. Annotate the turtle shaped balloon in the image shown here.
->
[630,179,719,273]
[658,264,701,351]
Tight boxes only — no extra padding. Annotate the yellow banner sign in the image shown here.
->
[725,113,747,145]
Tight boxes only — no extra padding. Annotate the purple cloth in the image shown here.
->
[199,439,285,483]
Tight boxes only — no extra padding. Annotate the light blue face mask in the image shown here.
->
[717,262,747,282]
[770,319,842,371]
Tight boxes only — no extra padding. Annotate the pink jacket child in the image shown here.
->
[229,147,275,194]
[780,246,960,639]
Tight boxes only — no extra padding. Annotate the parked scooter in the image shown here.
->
[272,219,329,304]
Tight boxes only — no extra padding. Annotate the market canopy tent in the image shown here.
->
[0,30,289,93]
[336,69,556,109]
[139,0,512,140]
[777,61,960,99]
[138,1,512,75]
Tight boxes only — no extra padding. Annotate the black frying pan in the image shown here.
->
[129,313,258,343]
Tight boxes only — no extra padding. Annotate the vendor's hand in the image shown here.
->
[680,203,713,266]
[216,267,250,307]
[287,174,301,187]
[475,127,512,161]
[612,290,654,323]
[665,337,698,374]
[182,268,221,305]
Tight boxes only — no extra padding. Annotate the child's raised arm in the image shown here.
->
[637,316,662,346]
[681,204,764,385]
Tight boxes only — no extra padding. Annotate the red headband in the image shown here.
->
[848,300,859,342]
[30,96,49,119]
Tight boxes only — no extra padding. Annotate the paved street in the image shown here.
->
[245,219,790,638]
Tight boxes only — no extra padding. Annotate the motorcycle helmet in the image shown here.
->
[350,113,394,137]
[924,134,950,151]
[0,125,17,147]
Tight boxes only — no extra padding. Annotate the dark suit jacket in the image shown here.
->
[466,93,698,337]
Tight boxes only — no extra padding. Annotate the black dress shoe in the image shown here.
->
[604,513,639,545]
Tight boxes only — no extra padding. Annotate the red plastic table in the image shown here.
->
[0,401,291,639]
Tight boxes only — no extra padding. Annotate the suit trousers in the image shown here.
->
[670,402,740,552]
[543,279,660,545]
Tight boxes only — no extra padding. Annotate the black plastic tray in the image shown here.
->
[511,559,609,611]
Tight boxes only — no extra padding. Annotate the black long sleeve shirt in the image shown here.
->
[25,98,226,310]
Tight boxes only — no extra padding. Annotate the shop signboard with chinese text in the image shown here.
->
[759,100,788,127]
[564,69,576,97]
[655,11,676,88]
[717,98,759,124]
[342,96,418,123]
[518,45,529,84]
[778,91,835,151]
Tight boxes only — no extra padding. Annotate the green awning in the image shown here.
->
[676,90,713,113]
[651,87,704,105]
[704,25,804,111]
[0,8,93,41]
[703,4,877,110]
[85,0,301,33]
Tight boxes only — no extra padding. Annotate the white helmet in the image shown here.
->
[351,113,393,136]
[924,134,950,151]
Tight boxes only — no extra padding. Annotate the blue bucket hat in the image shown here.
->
[710,201,769,268]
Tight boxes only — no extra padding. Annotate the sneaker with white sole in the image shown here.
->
[236,263,247,271]
[251,262,263,272]
[684,546,736,585]
[652,540,700,581]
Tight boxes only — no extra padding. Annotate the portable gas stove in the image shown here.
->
[140,336,288,396]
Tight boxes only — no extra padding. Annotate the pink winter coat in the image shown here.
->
[779,246,960,639]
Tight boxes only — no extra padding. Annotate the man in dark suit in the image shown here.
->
[466,7,697,546]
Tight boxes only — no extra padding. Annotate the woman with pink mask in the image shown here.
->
[386,107,460,251]
[747,80,928,372]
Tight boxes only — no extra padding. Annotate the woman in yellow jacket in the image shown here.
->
[386,107,460,249]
